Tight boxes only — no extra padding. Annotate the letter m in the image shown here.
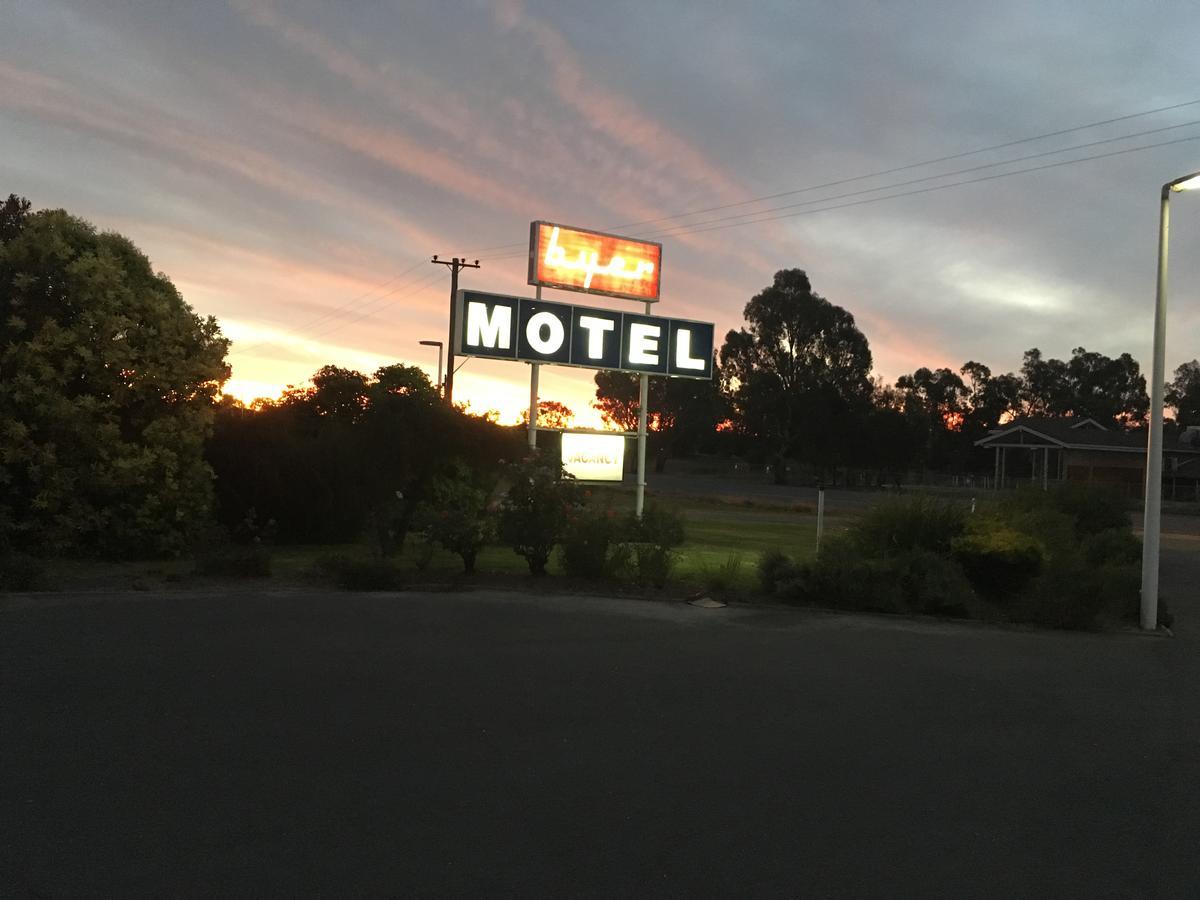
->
[465,301,512,350]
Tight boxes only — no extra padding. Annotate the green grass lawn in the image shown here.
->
[28,494,847,598]
[267,496,845,597]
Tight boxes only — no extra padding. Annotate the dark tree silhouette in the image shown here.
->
[1167,360,1200,427]
[719,269,872,483]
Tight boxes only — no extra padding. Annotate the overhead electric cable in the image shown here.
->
[469,131,1200,258]
[228,258,428,356]
[463,96,1200,256]
[634,118,1200,238]
[651,133,1200,238]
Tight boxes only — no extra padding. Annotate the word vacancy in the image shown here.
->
[455,290,714,380]
[529,221,662,301]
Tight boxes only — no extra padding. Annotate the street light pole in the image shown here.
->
[419,340,443,397]
[1141,170,1200,630]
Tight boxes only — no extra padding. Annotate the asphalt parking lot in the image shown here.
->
[4,545,1199,897]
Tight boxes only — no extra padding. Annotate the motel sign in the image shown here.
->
[454,290,715,380]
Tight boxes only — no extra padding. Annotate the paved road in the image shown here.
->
[3,550,1199,896]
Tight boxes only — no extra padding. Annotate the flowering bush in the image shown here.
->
[559,504,625,579]
[497,452,580,575]
[413,465,496,574]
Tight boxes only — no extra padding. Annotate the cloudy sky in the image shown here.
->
[4,1,1200,425]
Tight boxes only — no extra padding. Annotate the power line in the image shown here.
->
[652,133,1200,238]
[228,258,429,356]
[470,131,1200,256]
[226,256,429,355]
[232,98,1200,358]
[463,97,1200,256]
[637,118,1200,238]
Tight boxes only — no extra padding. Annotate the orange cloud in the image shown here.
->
[0,62,444,254]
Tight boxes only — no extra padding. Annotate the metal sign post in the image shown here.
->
[528,286,541,450]
[636,299,651,518]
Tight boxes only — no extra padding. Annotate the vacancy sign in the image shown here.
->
[528,221,662,302]
[561,432,625,482]
[455,290,713,379]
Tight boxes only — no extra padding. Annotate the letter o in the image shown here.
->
[526,311,565,355]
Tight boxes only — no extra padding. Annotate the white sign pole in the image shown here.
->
[816,487,825,553]
[635,299,650,518]
[528,285,541,450]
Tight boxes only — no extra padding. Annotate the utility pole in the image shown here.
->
[431,255,480,406]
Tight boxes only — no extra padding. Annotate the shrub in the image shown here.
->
[194,545,272,578]
[414,469,495,574]
[893,550,975,617]
[193,517,273,578]
[778,536,906,613]
[409,533,436,572]
[699,552,745,594]
[1010,561,1126,630]
[952,521,1043,601]
[1046,483,1131,536]
[313,554,404,590]
[621,501,685,589]
[1081,528,1141,568]
[631,543,675,588]
[757,549,797,594]
[0,553,47,591]
[559,505,624,579]
[849,496,967,557]
[497,453,579,575]
[626,502,686,547]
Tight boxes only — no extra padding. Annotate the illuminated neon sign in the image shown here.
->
[455,290,713,380]
[561,432,626,482]
[528,221,662,302]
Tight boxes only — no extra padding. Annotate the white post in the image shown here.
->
[527,363,539,449]
[1141,186,1171,631]
[816,488,825,553]
[528,285,542,450]
[635,297,652,518]
[1043,446,1049,491]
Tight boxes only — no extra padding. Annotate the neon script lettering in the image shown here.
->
[543,226,655,290]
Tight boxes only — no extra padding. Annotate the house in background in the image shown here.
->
[975,416,1200,499]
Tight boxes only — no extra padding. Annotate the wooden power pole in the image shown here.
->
[431,255,479,405]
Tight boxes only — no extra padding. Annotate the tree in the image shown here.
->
[1020,348,1072,416]
[895,367,970,471]
[593,361,726,466]
[719,269,873,483]
[0,197,229,556]
[1020,346,1147,426]
[960,361,1022,432]
[207,363,516,550]
[1167,360,1200,427]
[519,400,575,429]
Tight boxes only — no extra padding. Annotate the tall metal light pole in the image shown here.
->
[1141,169,1200,630]
[419,339,443,396]
[431,256,480,405]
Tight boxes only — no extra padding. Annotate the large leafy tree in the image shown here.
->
[895,366,971,471]
[960,361,1022,432]
[1167,360,1200,427]
[0,196,229,556]
[719,269,872,482]
[593,361,726,466]
[208,363,516,550]
[1020,346,1147,426]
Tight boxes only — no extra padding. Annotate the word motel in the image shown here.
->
[455,290,714,379]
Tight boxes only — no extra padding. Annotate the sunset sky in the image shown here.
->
[4,1,1200,427]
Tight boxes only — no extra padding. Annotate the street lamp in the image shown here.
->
[419,340,444,396]
[1141,169,1200,630]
